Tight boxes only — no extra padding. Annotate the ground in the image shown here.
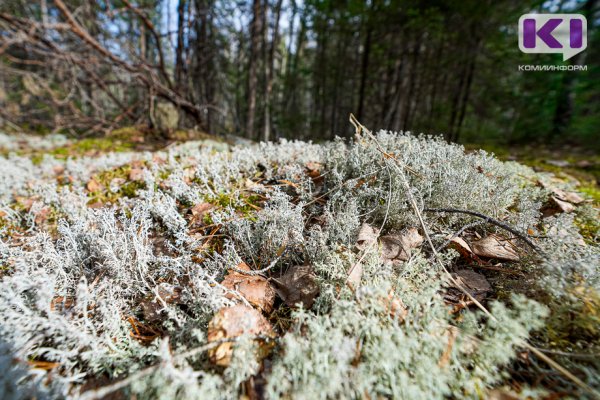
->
[0,129,598,399]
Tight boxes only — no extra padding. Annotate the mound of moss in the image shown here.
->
[0,130,597,399]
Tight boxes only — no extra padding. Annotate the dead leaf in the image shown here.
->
[207,304,275,366]
[34,206,51,225]
[222,262,276,313]
[356,223,378,251]
[470,234,519,262]
[129,168,145,181]
[438,326,458,367]
[384,291,407,321]
[156,282,183,304]
[538,181,584,217]
[14,196,36,211]
[86,178,103,192]
[380,228,424,263]
[450,269,491,302]
[346,263,363,290]
[551,187,584,205]
[140,299,163,323]
[191,202,214,220]
[52,165,65,175]
[305,162,324,184]
[272,264,319,309]
[140,283,184,323]
[50,296,75,313]
[542,195,575,217]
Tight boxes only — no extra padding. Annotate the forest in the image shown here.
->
[0,0,598,146]
[0,1,599,400]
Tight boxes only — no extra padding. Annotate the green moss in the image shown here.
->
[108,126,145,141]
[87,164,146,205]
[204,191,262,220]
[73,137,132,153]
[579,185,600,203]
[30,154,44,165]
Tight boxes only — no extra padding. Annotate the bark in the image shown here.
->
[263,0,283,142]
[357,10,373,122]
[246,0,263,139]
[175,0,187,91]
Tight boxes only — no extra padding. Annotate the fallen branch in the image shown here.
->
[423,207,543,255]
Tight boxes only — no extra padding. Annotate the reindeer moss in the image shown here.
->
[0,131,597,399]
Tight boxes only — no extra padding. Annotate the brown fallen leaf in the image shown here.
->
[129,167,145,181]
[346,263,363,291]
[14,196,37,212]
[52,165,65,175]
[380,228,424,263]
[356,223,378,251]
[141,283,184,323]
[305,161,324,184]
[86,178,103,192]
[450,269,491,303]
[222,262,276,313]
[140,299,163,323]
[207,304,275,366]
[542,195,576,217]
[272,264,320,309]
[469,234,519,262]
[538,181,584,217]
[551,187,584,205]
[448,236,487,265]
[438,326,459,367]
[34,206,51,225]
[384,291,408,321]
[156,282,183,303]
[190,202,214,223]
[50,296,75,313]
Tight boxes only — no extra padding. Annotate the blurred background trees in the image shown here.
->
[0,0,597,148]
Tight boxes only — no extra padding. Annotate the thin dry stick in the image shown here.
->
[79,336,272,400]
[342,162,394,291]
[424,207,543,254]
[230,247,288,276]
[349,114,599,399]
[303,167,385,207]
[433,220,485,254]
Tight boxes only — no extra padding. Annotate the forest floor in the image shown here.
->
[0,128,598,399]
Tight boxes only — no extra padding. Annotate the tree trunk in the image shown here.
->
[357,7,373,122]
[246,0,263,139]
[263,0,282,142]
[175,0,187,91]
